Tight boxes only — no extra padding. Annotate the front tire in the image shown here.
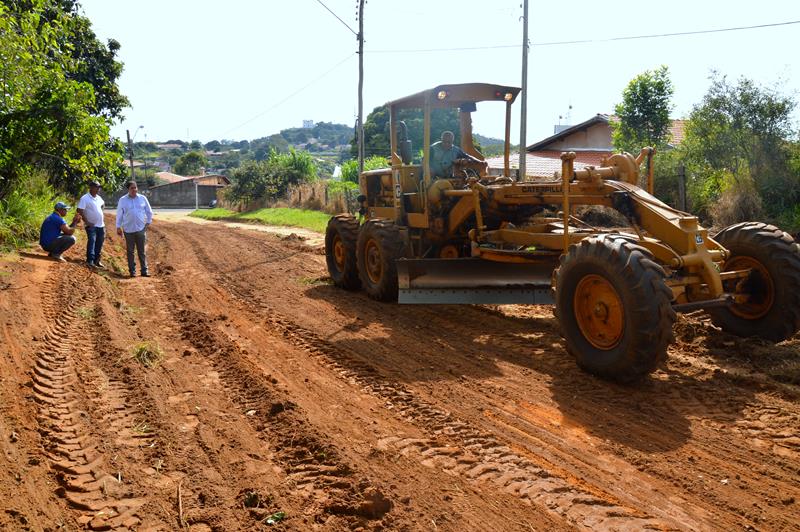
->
[709,222,800,341]
[555,235,676,383]
[357,219,406,301]
[325,214,360,290]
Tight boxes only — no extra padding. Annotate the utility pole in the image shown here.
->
[126,129,135,181]
[357,0,365,174]
[518,0,529,181]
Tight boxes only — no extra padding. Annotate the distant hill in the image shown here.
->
[474,133,504,147]
[279,122,352,150]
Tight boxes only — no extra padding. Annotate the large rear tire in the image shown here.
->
[325,214,361,290]
[555,235,676,383]
[357,219,406,301]
[709,222,800,341]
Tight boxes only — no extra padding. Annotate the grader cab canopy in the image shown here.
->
[385,83,520,180]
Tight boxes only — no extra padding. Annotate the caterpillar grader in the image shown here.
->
[325,83,800,382]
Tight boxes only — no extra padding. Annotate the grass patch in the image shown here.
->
[0,172,57,251]
[190,207,330,233]
[132,420,153,434]
[77,306,95,319]
[122,303,143,316]
[296,276,330,286]
[131,341,163,369]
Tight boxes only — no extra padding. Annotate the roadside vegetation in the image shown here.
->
[224,149,318,206]
[0,0,127,250]
[613,67,800,232]
[0,174,55,250]
[190,207,331,233]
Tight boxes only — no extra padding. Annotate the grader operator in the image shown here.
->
[325,83,800,383]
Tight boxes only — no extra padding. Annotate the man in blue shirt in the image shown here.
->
[430,131,483,178]
[116,181,153,277]
[39,201,81,262]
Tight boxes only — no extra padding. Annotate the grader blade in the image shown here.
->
[396,258,556,305]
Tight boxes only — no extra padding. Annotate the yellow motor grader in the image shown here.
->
[325,83,800,382]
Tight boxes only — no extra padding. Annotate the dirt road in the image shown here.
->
[1,217,798,531]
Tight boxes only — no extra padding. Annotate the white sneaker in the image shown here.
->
[53,255,66,263]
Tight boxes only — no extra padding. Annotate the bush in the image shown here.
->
[0,172,56,250]
[340,156,389,184]
[709,177,764,229]
[777,204,800,235]
[226,149,317,205]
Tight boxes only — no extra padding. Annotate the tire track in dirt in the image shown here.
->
[32,264,157,530]
[391,302,800,528]
[150,266,393,527]
[99,257,302,530]
[174,227,692,530]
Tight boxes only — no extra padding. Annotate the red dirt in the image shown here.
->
[0,217,798,531]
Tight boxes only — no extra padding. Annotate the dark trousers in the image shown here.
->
[85,226,105,264]
[42,235,76,256]
[124,230,148,275]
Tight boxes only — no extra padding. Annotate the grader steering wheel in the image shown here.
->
[453,158,488,179]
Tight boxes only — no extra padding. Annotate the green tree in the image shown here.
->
[204,140,222,152]
[612,66,674,153]
[270,149,317,186]
[226,149,317,204]
[680,73,798,221]
[2,0,130,119]
[0,0,127,198]
[225,160,276,202]
[173,151,207,176]
[353,106,462,160]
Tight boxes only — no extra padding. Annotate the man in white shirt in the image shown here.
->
[77,180,106,268]
[116,181,154,277]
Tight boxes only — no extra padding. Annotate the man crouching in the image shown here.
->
[39,201,81,262]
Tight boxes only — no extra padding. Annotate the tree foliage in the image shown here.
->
[340,156,389,184]
[680,73,799,220]
[173,151,207,176]
[226,149,317,204]
[0,0,127,199]
[612,66,674,153]
[353,106,462,160]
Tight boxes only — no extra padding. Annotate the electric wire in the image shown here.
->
[313,0,357,35]
[368,19,800,53]
[534,19,800,47]
[223,53,356,136]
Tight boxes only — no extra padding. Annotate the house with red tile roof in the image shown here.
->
[487,114,685,178]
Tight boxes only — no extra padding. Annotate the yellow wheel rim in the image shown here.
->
[574,274,624,350]
[365,238,383,284]
[726,256,774,319]
[333,235,346,272]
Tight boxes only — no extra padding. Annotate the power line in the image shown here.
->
[313,0,357,36]
[534,19,800,47]
[368,19,800,53]
[223,53,356,136]
[369,44,518,54]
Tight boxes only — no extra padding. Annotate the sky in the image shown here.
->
[79,0,800,148]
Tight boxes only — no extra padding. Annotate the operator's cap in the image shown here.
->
[54,201,70,211]
[88,180,101,187]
